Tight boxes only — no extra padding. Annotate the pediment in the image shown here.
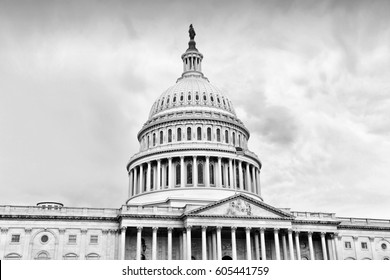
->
[185,194,294,219]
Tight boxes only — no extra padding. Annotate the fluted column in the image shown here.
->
[231,227,237,260]
[202,226,207,260]
[260,228,266,260]
[186,226,192,260]
[246,163,251,191]
[216,226,222,259]
[217,157,222,187]
[308,232,315,260]
[330,234,336,260]
[193,156,198,187]
[133,167,138,195]
[168,157,173,189]
[128,170,133,197]
[274,228,280,260]
[146,162,151,192]
[251,166,256,194]
[152,227,158,260]
[288,229,294,260]
[238,160,243,189]
[245,227,252,260]
[281,232,288,260]
[321,232,328,260]
[156,160,161,190]
[229,158,233,189]
[167,227,173,260]
[295,231,301,260]
[180,156,185,188]
[22,228,32,259]
[136,227,142,260]
[254,230,260,260]
[205,156,210,187]
[139,164,144,193]
[119,227,126,260]
[212,230,217,260]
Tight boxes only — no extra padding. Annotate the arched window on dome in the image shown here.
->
[203,93,207,102]
[147,135,150,148]
[216,129,221,142]
[217,97,220,104]
[177,128,182,141]
[198,163,204,185]
[180,93,184,102]
[173,95,176,103]
[225,130,229,144]
[235,165,240,189]
[210,164,215,186]
[221,165,225,187]
[187,127,192,141]
[238,134,241,147]
[175,164,181,186]
[153,133,156,146]
[210,95,214,102]
[207,128,212,141]
[167,97,170,105]
[232,132,236,146]
[188,93,191,102]
[196,93,199,101]
[197,127,202,140]
[160,131,163,144]
[161,98,165,108]
[187,163,193,185]
[168,129,172,143]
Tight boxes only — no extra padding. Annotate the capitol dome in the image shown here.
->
[126,26,262,207]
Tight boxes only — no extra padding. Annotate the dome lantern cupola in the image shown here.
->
[180,24,204,79]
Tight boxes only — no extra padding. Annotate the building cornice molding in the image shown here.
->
[338,225,390,231]
[0,214,118,222]
[292,220,341,225]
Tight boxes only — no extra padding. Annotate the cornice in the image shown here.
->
[0,214,118,222]
[338,225,390,231]
[292,220,341,225]
[184,214,294,221]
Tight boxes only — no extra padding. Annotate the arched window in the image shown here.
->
[235,165,240,189]
[210,164,215,185]
[147,135,150,148]
[176,164,181,186]
[187,163,193,185]
[187,127,192,141]
[86,253,100,260]
[177,128,182,141]
[210,95,214,102]
[207,127,211,141]
[36,251,50,260]
[196,93,199,101]
[151,167,154,190]
[238,134,241,147]
[159,131,163,144]
[225,130,229,144]
[221,165,225,187]
[232,132,236,146]
[180,93,184,101]
[153,133,156,146]
[173,96,176,103]
[188,93,191,101]
[168,129,172,143]
[197,127,202,140]
[216,129,221,142]
[198,163,204,184]
[165,165,169,187]
[64,253,78,260]
[203,93,207,101]
[5,253,21,260]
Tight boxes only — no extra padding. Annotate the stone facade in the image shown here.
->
[0,27,389,260]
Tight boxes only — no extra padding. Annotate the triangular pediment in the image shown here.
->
[185,194,294,219]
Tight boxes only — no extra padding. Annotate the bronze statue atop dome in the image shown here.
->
[189,24,196,40]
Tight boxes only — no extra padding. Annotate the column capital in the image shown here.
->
[231,226,237,231]
[186,226,192,231]
[320,232,326,237]
[288,228,293,234]
[218,156,222,160]
[193,155,197,159]
[369,237,375,242]
[201,226,208,230]
[180,156,184,159]
[1,228,9,234]
[295,230,300,236]
[121,226,127,232]
[274,228,280,233]
[81,229,88,235]
[59,228,66,234]
[259,227,266,233]
[167,227,174,232]
[216,226,222,230]
[168,157,172,161]
[245,227,251,231]
[152,227,159,231]
[137,226,143,231]
[102,229,109,235]
[206,156,210,159]
[147,161,151,166]
[352,236,359,241]
[24,228,32,234]
[157,159,161,163]
[307,231,313,236]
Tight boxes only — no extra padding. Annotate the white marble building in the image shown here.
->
[0,26,389,260]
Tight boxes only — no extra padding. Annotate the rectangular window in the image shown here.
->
[345,241,352,249]
[68,235,77,244]
[11,234,20,243]
[361,242,368,250]
[90,235,98,244]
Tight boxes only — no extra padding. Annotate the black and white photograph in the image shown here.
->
[0,0,389,267]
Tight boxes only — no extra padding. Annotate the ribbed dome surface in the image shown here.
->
[148,76,236,119]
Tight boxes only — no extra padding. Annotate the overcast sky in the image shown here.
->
[0,0,389,219]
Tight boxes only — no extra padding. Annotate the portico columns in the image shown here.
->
[295,231,301,260]
[254,231,260,260]
[274,228,280,260]
[202,226,207,260]
[321,232,328,260]
[136,227,143,260]
[231,227,237,260]
[180,156,185,188]
[193,156,198,187]
[216,226,222,259]
[245,227,252,260]
[168,157,173,189]
[260,228,266,260]
[238,161,243,189]
[281,232,288,260]
[308,231,315,260]
[128,170,133,197]
[156,160,161,190]
[186,226,192,260]
[217,157,222,188]
[146,162,151,192]
[133,167,138,194]
[205,156,210,188]
[139,165,144,193]
[246,163,251,191]
[369,237,375,260]
[152,227,158,260]
[167,228,173,260]
[228,158,233,189]
[119,227,126,260]
[288,229,294,260]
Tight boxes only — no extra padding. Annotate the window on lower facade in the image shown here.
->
[345,241,352,249]
[361,242,368,250]
[90,235,98,244]
[64,253,78,260]
[11,234,20,243]
[36,251,50,260]
[68,235,77,244]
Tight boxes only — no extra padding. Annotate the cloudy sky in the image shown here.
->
[1,0,389,219]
